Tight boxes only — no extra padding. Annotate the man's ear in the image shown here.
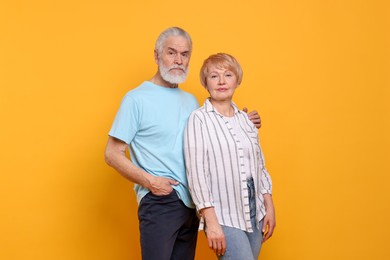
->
[154,50,159,64]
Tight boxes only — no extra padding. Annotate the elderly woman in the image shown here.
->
[184,53,276,259]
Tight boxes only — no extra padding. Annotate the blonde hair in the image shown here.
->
[200,53,243,87]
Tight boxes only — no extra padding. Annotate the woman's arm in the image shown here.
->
[185,113,226,256]
[257,141,275,241]
[200,207,226,256]
[262,194,276,242]
[184,113,214,209]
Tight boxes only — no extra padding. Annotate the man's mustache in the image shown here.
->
[168,65,186,72]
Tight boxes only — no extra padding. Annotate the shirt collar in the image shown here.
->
[204,98,241,117]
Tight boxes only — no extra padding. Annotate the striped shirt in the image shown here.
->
[184,98,272,232]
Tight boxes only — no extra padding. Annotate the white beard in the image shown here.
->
[159,62,189,84]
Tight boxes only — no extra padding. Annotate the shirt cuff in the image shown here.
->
[260,189,272,195]
[196,201,214,212]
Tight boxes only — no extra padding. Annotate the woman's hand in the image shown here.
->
[262,194,276,242]
[205,222,226,257]
[201,207,226,256]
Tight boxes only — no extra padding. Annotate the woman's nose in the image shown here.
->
[218,76,226,85]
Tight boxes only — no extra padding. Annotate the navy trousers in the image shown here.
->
[138,190,199,260]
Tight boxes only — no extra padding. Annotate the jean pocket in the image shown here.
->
[146,189,177,200]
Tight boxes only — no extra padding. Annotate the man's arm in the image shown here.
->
[243,107,262,129]
[104,136,178,195]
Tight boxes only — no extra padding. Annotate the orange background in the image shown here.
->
[1,0,389,259]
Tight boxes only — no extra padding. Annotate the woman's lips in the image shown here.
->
[217,88,228,91]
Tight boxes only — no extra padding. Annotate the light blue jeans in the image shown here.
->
[218,178,263,260]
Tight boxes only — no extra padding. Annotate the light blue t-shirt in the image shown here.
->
[109,81,199,208]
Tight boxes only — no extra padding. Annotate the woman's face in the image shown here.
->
[205,65,238,102]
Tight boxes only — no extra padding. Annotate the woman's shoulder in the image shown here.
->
[236,110,258,131]
[191,104,207,114]
[188,105,207,121]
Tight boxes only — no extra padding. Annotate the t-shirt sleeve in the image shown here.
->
[108,94,139,144]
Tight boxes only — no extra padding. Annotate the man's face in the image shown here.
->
[157,36,191,84]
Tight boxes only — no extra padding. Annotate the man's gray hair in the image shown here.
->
[155,27,192,54]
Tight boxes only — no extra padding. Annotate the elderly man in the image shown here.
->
[105,27,260,260]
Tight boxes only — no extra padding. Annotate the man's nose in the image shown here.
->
[174,54,182,65]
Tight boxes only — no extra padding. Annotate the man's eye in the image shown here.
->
[226,74,233,77]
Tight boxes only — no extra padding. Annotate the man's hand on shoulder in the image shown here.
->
[243,107,262,129]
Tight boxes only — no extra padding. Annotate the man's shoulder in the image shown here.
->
[176,89,199,109]
[120,82,157,104]
[124,81,150,95]
[178,88,196,99]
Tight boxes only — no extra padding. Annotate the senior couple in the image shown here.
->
[105,27,275,260]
